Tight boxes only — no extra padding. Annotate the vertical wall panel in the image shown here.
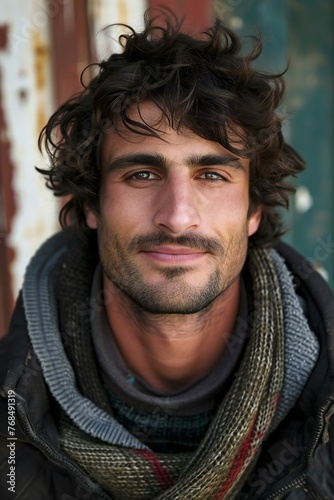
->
[149,0,213,31]
[88,0,146,61]
[0,27,15,333]
[0,0,59,336]
[0,0,152,337]
[50,0,91,107]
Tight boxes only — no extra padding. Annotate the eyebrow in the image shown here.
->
[186,154,245,172]
[106,152,246,173]
[107,153,166,173]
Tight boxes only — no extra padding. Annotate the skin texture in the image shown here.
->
[86,102,261,391]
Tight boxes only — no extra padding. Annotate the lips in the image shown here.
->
[140,246,207,263]
[144,246,206,255]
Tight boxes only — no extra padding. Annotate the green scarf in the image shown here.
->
[59,246,284,499]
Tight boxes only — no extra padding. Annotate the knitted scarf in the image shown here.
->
[59,246,285,500]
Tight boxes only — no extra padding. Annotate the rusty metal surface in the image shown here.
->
[0,0,60,336]
[0,24,15,335]
[50,0,91,107]
[148,0,213,31]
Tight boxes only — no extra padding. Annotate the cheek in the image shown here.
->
[209,190,249,224]
[100,188,149,235]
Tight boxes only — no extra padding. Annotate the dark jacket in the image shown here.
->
[0,238,333,500]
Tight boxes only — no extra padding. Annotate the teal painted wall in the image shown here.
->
[217,0,334,288]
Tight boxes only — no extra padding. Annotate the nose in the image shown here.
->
[153,175,201,234]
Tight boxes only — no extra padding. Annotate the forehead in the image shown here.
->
[101,101,248,169]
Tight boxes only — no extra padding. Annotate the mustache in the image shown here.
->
[128,233,223,254]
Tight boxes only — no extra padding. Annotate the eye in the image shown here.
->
[198,171,228,181]
[130,171,159,180]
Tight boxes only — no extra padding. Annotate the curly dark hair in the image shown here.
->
[38,10,304,246]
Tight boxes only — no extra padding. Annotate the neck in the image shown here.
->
[103,276,241,393]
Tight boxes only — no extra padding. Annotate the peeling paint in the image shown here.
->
[0,0,58,301]
[33,29,49,134]
[117,0,128,23]
[0,64,16,334]
[88,0,146,60]
[0,0,150,314]
[23,218,47,240]
[33,29,48,90]
[0,25,8,49]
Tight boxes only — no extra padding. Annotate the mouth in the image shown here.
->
[140,246,208,263]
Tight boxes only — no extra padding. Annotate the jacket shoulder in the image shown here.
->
[0,293,30,388]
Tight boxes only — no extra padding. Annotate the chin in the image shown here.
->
[128,292,219,315]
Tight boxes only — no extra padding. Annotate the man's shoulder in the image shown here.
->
[15,228,94,281]
[276,240,334,321]
[0,293,30,388]
[277,240,334,427]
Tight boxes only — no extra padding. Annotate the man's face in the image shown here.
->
[86,103,261,314]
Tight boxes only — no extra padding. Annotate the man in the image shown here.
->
[0,12,333,500]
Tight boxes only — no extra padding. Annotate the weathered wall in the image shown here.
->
[0,0,59,335]
[0,0,148,336]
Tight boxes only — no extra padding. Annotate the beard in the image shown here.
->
[97,225,248,315]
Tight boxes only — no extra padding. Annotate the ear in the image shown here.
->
[84,205,98,229]
[247,205,262,237]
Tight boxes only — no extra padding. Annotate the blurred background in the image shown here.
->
[0,0,333,337]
